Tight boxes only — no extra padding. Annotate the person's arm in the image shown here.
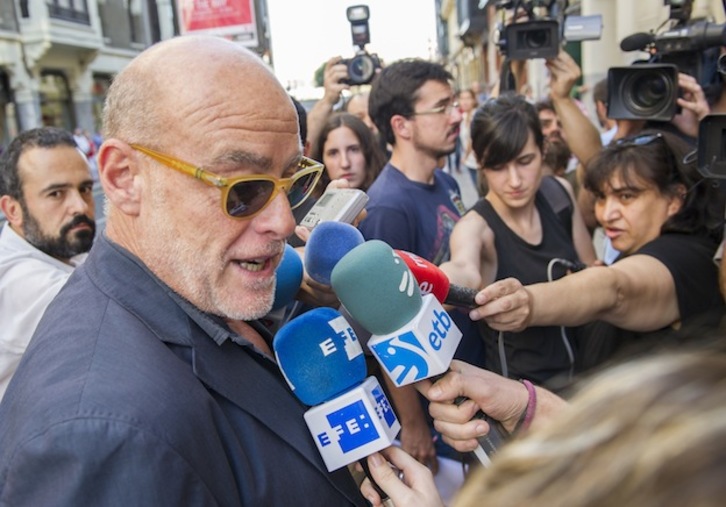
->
[360,446,443,507]
[419,360,567,453]
[439,212,497,291]
[671,72,710,139]
[306,57,349,148]
[546,50,602,166]
[471,254,680,332]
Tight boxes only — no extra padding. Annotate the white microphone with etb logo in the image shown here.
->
[331,240,507,466]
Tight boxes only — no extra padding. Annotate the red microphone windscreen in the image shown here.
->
[394,250,450,304]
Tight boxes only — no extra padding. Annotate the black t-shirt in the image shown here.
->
[637,233,723,322]
[577,233,725,373]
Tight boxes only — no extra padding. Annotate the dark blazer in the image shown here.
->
[0,235,366,506]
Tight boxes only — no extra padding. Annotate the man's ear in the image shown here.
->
[97,140,143,216]
[0,194,23,228]
[390,114,412,142]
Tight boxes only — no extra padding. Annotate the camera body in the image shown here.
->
[502,19,560,60]
[496,0,601,61]
[340,51,382,86]
[607,64,679,121]
[341,4,382,86]
[613,0,726,121]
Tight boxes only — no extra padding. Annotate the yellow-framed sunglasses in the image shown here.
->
[130,144,323,220]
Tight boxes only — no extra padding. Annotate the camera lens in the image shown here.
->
[718,54,726,76]
[522,28,550,49]
[621,69,675,116]
[347,55,375,85]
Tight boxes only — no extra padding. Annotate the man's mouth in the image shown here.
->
[236,258,268,272]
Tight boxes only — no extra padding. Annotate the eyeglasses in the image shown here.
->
[130,144,323,220]
[614,132,663,147]
[412,101,459,116]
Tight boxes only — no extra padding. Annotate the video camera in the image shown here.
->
[608,0,726,121]
[340,5,382,86]
[495,0,602,60]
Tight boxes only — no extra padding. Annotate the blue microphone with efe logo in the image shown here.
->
[273,306,400,473]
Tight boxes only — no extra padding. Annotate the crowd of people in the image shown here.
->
[0,16,725,507]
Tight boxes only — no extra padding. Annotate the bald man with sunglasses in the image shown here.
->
[0,36,366,506]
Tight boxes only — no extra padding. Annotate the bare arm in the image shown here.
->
[472,254,680,332]
[672,72,710,138]
[306,57,349,148]
[439,212,497,290]
[546,50,602,166]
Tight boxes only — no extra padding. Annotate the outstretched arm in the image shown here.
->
[470,254,679,332]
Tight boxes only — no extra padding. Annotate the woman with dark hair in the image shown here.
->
[440,93,596,387]
[310,112,386,195]
[467,129,724,360]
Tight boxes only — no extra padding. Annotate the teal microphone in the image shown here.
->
[330,240,421,336]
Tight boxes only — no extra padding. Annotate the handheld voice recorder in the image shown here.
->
[300,188,369,230]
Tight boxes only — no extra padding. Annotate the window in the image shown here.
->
[47,0,90,24]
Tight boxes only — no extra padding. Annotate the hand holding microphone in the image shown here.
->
[331,241,509,466]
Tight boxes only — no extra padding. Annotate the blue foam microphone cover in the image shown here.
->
[272,243,304,311]
[304,221,365,285]
[330,240,422,335]
[273,307,366,406]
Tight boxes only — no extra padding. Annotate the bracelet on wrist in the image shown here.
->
[512,379,537,435]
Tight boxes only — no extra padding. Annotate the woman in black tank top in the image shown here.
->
[440,94,595,388]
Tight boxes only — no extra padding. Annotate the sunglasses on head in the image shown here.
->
[130,144,323,220]
[614,132,663,148]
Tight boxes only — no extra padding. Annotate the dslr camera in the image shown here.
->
[609,0,726,121]
[495,0,602,60]
[340,5,382,86]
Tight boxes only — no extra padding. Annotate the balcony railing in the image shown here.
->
[47,0,90,24]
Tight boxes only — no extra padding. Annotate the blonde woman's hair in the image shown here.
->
[455,349,726,507]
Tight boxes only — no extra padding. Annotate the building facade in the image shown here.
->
[436,0,725,106]
[0,0,272,149]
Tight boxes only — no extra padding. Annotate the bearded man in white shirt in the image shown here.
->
[0,127,95,400]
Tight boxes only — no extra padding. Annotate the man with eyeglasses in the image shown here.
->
[0,36,366,506]
[358,59,475,477]
[0,127,96,402]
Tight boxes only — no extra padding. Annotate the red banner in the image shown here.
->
[178,0,258,46]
